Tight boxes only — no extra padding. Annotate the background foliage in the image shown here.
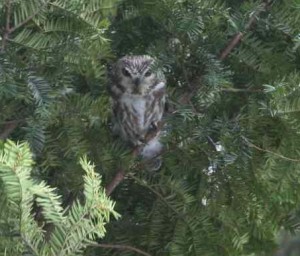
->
[1,0,300,255]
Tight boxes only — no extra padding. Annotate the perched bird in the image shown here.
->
[109,55,166,170]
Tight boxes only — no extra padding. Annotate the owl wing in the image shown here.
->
[143,80,166,139]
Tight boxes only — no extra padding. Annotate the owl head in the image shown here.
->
[114,55,159,95]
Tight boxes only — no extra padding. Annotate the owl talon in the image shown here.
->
[149,122,158,131]
[138,138,147,144]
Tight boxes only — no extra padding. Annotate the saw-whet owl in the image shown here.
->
[109,55,166,170]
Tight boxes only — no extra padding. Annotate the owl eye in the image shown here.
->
[122,68,131,77]
[144,71,152,77]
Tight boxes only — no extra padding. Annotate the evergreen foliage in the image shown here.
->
[2,0,300,255]
[0,140,119,256]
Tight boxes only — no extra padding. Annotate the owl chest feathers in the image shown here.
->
[113,87,165,145]
[120,93,158,129]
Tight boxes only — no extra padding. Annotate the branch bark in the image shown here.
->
[105,168,126,196]
[245,140,300,163]
[1,0,12,52]
[1,0,40,52]
[91,242,152,256]
[219,1,273,60]
[105,124,163,196]
[0,121,19,139]
[9,9,41,34]
[179,0,273,105]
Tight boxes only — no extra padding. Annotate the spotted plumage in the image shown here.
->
[109,55,166,170]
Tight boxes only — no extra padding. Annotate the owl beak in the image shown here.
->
[134,78,140,86]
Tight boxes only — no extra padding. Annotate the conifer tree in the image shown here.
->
[2,0,300,255]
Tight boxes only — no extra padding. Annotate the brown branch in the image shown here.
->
[9,9,40,34]
[105,123,163,196]
[220,88,263,93]
[5,0,11,32]
[105,168,126,196]
[0,121,19,139]
[177,0,274,105]
[219,1,272,60]
[0,119,26,125]
[128,173,181,216]
[219,32,243,61]
[105,145,140,196]
[90,242,152,256]
[1,0,41,52]
[1,0,12,52]
[246,140,300,163]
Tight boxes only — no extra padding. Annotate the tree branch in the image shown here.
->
[1,0,12,52]
[0,121,19,139]
[219,1,273,60]
[220,88,263,93]
[105,124,163,196]
[219,32,243,61]
[105,168,126,196]
[178,0,273,106]
[105,0,275,196]
[1,0,41,52]
[245,139,300,163]
[90,242,152,256]
[9,9,40,34]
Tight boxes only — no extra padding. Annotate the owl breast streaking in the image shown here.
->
[109,55,166,169]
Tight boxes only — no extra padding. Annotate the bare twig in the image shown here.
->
[90,242,152,256]
[1,0,40,52]
[105,168,126,196]
[128,173,181,216]
[220,88,263,93]
[0,121,19,139]
[9,9,40,34]
[246,140,300,163]
[1,0,12,52]
[5,0,11,32]
[0,119,26,125]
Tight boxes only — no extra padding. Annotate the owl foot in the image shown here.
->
[149,122,158,132]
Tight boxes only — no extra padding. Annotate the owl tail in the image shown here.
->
[140,137,163,171]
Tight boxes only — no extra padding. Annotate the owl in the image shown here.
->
[109,55,166,169]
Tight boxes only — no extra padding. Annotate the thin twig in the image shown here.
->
[246,140,300,163]
[90,242,152,256]
[0,119,25,140]
[5,0,11,32]
[0,119,26,125]
[1,0,40,52]
[1,0,12,52]
[220,88,263,93]
[128,173,181,216]
[0,121,19,139]
[9,9,40,34]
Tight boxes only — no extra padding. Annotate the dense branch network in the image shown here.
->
[0,0,41,137]
[105,0,274,196]
[91,243,152,256]
[1,0,40,52]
